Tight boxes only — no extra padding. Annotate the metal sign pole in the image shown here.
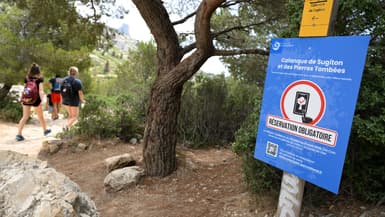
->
[276,172,305,217]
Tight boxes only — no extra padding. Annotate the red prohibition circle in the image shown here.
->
[280,80,325,125]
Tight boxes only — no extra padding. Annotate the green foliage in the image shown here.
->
[334,1,385,202]
[69,94,142,141]
[178,74,260,147]
[0,95,22,123]
[101,41,157,120]
[0,1,101,90]
[113,94,143,142]
[232,95,282,194]
[211,0,288,84]
[74,95,117,139]
[178,74,228,147]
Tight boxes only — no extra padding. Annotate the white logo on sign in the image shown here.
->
[272,42,281,51]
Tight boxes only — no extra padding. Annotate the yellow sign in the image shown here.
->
[299,0,335,37]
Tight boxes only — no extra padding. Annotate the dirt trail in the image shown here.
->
[0,111,66,158]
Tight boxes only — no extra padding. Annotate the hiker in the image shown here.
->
[45,93,54,119]
[16,63,51,141]
[61,66,85,129]
[49,74,62,120]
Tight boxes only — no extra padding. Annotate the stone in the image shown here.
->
[104,153,136,172]
[104,166,144,192]
[129,138,138,145]
[0,150,99,217]
[41,140,63,154]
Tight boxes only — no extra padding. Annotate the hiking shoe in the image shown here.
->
[16,135,25,141]
[44,129,52,136]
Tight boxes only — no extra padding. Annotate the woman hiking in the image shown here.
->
[16,63,51,141]
[61,66,85,130]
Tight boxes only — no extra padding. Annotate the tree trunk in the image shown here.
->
[0,84,12,99]
[133,0,223,177]
[143,78,183,176]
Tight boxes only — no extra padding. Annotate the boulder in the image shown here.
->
[104,166,144,192]
[41,140,63,154]
[0,151,99,217]
[104,153,136,172]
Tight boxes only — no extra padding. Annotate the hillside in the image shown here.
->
[89,30,138,78]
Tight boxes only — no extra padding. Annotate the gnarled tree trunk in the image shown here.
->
[142,79,182,176]
[133,0,226,176]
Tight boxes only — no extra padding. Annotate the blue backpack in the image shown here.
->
[53,78,61,92]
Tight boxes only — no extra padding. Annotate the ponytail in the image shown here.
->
[28,63,41,77]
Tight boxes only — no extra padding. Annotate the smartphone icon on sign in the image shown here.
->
[293,91,310,116]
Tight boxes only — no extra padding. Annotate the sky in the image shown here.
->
[78,0,228,75]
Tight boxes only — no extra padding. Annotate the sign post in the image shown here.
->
[252,1,369,217]
[279,2,339,215]
[279,2,338,216]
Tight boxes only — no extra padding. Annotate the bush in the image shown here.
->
[66,94,142,141]
[232,96,282,195]
[178,74,260,147]
[344,60,385,202]
[113,94,142,142]
[0,95,22,123]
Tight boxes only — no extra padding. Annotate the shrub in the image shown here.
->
[113,94,142,142]
[0,95,22,123]
[178,74,260,147]
[66,94,142,141]
[74,95,118,139]
[232,96,282,195]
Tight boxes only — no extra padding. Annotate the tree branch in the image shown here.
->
[171,0,242,26]
[221,0,242,8]
[172,11,196,25]
[132,0,182,68]
[182,42,197,55]
[88,0,99,23]
[214,48,269,56]
[212,19,273,38]
[182,18,272,55]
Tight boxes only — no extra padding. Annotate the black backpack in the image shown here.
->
[60,77,74,99]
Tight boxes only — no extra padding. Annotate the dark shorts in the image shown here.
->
[23,98,41,107]
[62,100,80,107]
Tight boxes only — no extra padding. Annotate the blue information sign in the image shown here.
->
[254,36,370,193]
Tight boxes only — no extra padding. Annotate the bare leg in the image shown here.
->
[67,106,79,128]
[34,104,47,132]
[17,105,31,135]
[64,105,76,128]
[53,103,58,119]
[57,102,61,116]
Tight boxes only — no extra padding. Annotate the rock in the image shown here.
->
[77,143,88,151]
[104,153,136,172]
[134,133,143,140]
[360,211,369,217]
[0,150,99,217]
[104,166,144,192]
[41,140,63,154]
[129,138,138,145]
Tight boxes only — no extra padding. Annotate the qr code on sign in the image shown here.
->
[266,141,278,157]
